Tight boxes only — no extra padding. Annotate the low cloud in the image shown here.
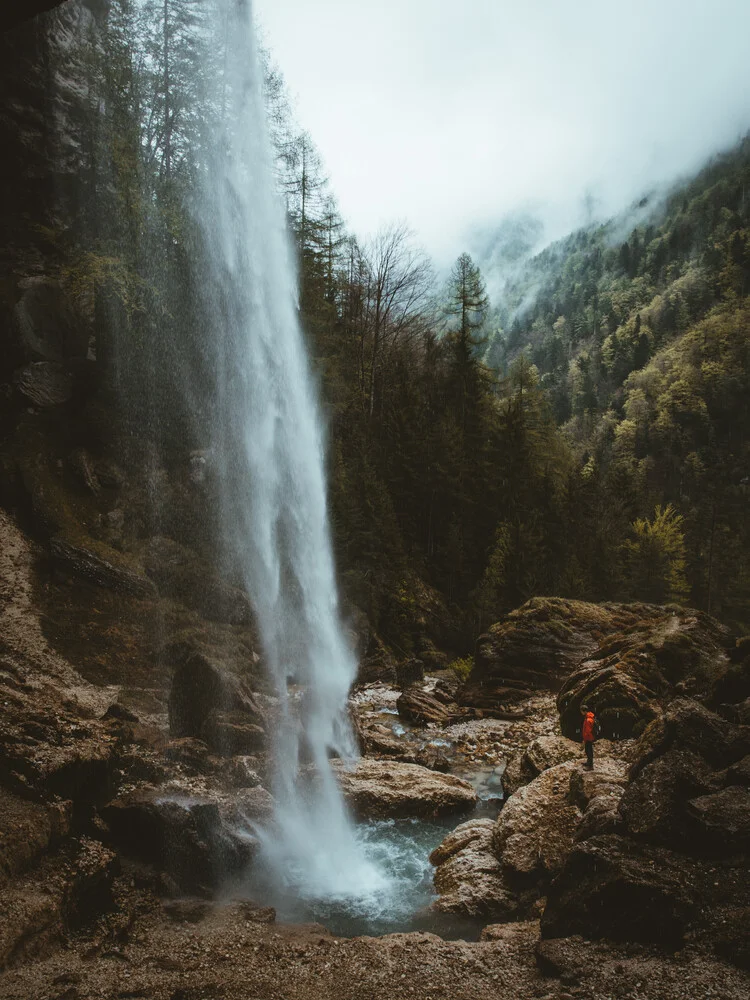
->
[256,0,750,270]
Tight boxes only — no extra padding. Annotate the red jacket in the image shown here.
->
[582,712,596,742]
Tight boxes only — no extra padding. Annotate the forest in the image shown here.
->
[47,0,750,654]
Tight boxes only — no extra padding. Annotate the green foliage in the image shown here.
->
[624,505,689,604]
[449,656,474,682]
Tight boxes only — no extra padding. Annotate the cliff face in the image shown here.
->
[0,0,103,387]
[1,1,76,32]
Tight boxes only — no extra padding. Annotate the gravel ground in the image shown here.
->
[1,902,747,1000]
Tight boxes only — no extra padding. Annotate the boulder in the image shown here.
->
[541,834,699,947]
[628,700,750,778]
[329,759,477,819]
[686,786,750,852]
[429,818,517,919]
[395,658,425,688]
[492,762,581,885]
[100,789,255,894]
[166,643,265,754]
[396,687,460,726]
[557,612,732,741]
[503,735,581,797]
[619,748,722,846]
[459,598,665,712]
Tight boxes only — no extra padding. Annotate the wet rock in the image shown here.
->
[144,536,253,626]
[503,735,581,796]
[330,758,477,819]
[219,756,262,789]
[11,277,86,362]
[686,786,750,852]
[541,834,699,946]
[101,790,255,894]
[164,738,213,774]
[200,711,265,756]
[430,818,517,919]
[49,537,157,598]
[166,644,265,751]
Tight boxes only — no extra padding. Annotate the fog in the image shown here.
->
[254,0,750,268]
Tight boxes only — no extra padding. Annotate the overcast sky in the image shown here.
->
[254,0,750,269]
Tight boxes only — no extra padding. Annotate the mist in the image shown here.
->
[254,0,750,269]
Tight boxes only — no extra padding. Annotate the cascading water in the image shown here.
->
[194,0,385,905]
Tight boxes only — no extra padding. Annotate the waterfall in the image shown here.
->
[194,0,383,901]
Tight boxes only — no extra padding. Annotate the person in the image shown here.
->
[581,705,597,769]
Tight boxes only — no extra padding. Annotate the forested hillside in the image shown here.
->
[27,0,749,651]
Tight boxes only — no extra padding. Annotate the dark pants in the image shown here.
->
[584,741,594,767]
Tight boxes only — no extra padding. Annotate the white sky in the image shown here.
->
[254,0,750,269]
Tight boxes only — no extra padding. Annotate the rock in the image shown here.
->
[492,762,582,886]
[396,687,459,725]
[687,786,750,852]
[225,786,275,823]
[395,658,425,688]
[727,755,750,786]
[49,537,157,598]
[541,834,699,946]
[557,612,731,740]
[329,758,477,819]
[164,737,214,774]
[569,758,628,842]
[535,937,587,979]
[220,756,262,789]
[713,907,750,971]
[11,277,86,362]
[166,644,265,750]
[144,536,253,626]
[0,790,70,883]
[503,735,581,796]
[557,661,659,741]
[232,901,276,923]
[619,748,722,846]
[460,598,665,712]
[200,711,265,756]
[15,362,73,407]
[628,700,750,781]
[63,838,118,930]
[101,789,255,894]
[429,818,517,919]
[163,900,213,924]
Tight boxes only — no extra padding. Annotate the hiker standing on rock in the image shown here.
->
[580,705,598,769]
